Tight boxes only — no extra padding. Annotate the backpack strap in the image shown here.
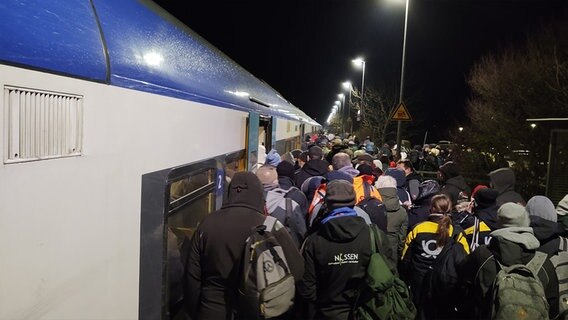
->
[525,251,547,276]
[470,217,480,252]
[285,198,292,227]
[362,179,371,201]
[560,237,568,251]
[264,216,278,232]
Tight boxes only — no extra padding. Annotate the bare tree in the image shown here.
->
[350,85,399,144]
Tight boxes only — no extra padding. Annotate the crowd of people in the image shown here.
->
[177,132,568,320]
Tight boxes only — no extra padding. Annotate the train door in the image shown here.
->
[246,112,274,171]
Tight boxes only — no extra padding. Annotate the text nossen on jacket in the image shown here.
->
[328,253,359,266]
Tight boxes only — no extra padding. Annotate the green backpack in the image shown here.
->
[350,225,416,320]
[490,251,549,320]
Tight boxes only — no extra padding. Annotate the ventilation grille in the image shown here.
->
[4,86,83,163]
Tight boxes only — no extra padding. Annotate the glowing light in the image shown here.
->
[342,81,352,90]
[143,52,164,66]
[530,123,537,129]
[459,127,464,132]
[352,57,365,68]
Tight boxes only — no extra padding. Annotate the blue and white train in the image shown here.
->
[0,1,319,319]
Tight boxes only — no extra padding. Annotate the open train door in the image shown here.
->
[246,112,260,171]
[246,113,275,171]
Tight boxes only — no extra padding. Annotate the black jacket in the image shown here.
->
[440,175,471,206]
[408,195,434,232]
[489,168,526,206]
[298,215,372,320]
[184,172,304,320]
[295,159,330,189]
[458,227,559,319]
[530,215,564,256]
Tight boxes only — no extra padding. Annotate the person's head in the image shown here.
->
[526,195,557,223]
[430,194,453,247]
[473,188,499,210]
[298,151,308,167]
[438,161,460,181]
[396,159,414,176]
[227,171,264,213]
[308,145,323,161]
[376,175,397,189]
[332,152,352,170]
[276,161,295,181]
[497,203,530,228]
[264,149,281,167]
[325,179,356,211]
[256,165,278,186]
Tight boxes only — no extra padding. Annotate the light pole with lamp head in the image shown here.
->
[337,93,345,136]
[394,0,410,158]
[351,58,366,121]
[342,81,352,133]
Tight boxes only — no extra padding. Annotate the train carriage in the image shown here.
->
[0,1,319,319]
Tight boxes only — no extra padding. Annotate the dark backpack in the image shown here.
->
[356,180,387,233]
[265,187,306,248]
[417,179,440,201]
[421,226,468,319]
[351,225,416,320]
[237,216,295,319]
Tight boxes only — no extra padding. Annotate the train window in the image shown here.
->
[168,168,216,241]
[3,86,83,163]
[225,149,246,179]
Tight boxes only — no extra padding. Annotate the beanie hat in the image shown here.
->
[474,188,498,209]
[326,170,354,183]
[264,149,281,166]
[471,184,489,199]
[308,146,323,159]
[357,164,374,176]
[526,195,557,223]
[557,195,568,216]
[497,202,530,228]
[438,161,460,179]
[325,180,356,209]
[276,161,295,180]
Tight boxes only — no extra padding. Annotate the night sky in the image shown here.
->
[154,0,567,143]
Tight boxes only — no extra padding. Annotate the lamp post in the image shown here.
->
[395,0,409,157]
[338,93,345,135]
[351,58,366,121]
[342,81,352,133]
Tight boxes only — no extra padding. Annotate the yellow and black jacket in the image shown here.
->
[453,207,499,251]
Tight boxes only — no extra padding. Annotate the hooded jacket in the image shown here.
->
[184,172,304,320]
[298,214,372,320]
[295,159,330,189]
[379,187,408,264]
[456,205,499,250]
[440,175,471,207]
[385,168,411,205]
[489,168,526,207]
[458,227,559,319]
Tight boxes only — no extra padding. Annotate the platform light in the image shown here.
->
[530,123,537,129]
[459,127,464,132]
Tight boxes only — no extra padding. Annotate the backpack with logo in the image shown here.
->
[420,226,468,319]
[265,187,306,248]
[489,251,549,320]
[356,179,387,233]
[237,216,295,319]
[551,237,568,319]
[351,225,416,320]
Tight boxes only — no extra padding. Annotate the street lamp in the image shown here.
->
[352,58,366,121]
[342,81,353,131]
[338,93,345,135]
[395,0,410,156]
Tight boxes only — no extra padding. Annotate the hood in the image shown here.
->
[530,215,564,243]
[319,215,366,242]
[302,159,330,176]
[378,187,401,211]
[526,195,557,223]
[489,227,540,266]
[222,171,265,214]
[338,166,360,177]
[385,168,406,187]
[489,168,516,194]
[278,176,294,190]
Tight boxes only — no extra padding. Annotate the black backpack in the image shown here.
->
[420,226,468,319]
[357,180,388,233]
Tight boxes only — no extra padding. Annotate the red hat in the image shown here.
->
[471,184,488,199]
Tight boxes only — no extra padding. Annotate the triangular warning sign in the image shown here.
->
[391,102,412,121]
